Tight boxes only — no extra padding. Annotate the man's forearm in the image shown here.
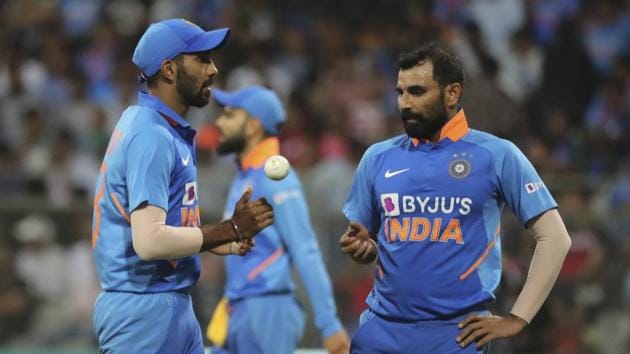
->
[199,221,240,251]
[511,209,572,323]
[131,205,204,260]
[131,205,241,258]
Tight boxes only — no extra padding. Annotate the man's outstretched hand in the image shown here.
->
[339,222,377,264]
[231,187,274,239]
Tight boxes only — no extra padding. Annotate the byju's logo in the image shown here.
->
[525,181,546,194]
[182,181,198,205]
[380,193,400,216]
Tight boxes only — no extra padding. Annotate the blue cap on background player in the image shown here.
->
[212,86,286,136]
[132,18,230,79]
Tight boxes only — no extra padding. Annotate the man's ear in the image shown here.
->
[444,83,463,107]
[244,118,264,138]
[159,60,177,83]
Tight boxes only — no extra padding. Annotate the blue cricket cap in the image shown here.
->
[132,19,230,78]
[212,86,286,135]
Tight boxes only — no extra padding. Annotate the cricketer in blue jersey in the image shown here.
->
[207,86,350,354]
[340,42,572,353]
[91,19,274,354]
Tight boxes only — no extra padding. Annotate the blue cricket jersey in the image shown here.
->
[92,92,202,293]
[222,138,343,338]
[343,110,557,321]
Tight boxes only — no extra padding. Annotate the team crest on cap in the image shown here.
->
[449,153,471,179]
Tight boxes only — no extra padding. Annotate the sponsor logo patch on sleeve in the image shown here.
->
[525,181,546,194]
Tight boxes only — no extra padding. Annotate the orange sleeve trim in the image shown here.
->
[247,248,284,281]
[459,237,498,280]
[110,192,130,224]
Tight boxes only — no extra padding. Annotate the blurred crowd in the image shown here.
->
[0,0,628,353]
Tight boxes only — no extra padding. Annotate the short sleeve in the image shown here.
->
[497,141,557,226]
[342,147,380,233]
[125,127,175,212]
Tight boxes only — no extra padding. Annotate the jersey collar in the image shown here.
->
[240,137,279,170]
[410,109,469,146]
[138,92,191,129]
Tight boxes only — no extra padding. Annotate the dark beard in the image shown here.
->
[176,64,211,108]
[401,97,448,140]
[216,136,246,155]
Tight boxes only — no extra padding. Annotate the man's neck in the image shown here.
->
[148,88,188,117]
[428,107,458,143]
[238,135,265,162]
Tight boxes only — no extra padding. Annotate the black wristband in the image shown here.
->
[227,219,242,241]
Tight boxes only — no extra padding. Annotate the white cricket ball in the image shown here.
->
[264,155,290,181]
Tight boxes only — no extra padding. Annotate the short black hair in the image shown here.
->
[398,41,465,88]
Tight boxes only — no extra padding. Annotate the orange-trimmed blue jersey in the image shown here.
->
[343,110,557,321]
[221,138,343,338]
[92,92,201,293]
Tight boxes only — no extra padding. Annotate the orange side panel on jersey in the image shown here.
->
[247,248,284,281]
[92,163,107,249]
[110,192,130,224]
[376,263,384,279]
[459,237,498,280]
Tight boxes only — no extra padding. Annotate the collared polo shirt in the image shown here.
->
[92,92,201,293]
[343,110,557,320]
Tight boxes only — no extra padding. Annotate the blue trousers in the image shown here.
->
[351,309,492,354]
[93,291,204,354]
[213,294,305,354]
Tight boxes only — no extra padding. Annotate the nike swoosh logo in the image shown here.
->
[182,154,190,166]
[384,168,410,178]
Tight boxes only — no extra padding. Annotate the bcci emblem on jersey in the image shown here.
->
[449,158,471,179]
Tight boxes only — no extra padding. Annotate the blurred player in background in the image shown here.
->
[208,86,350,354]
[340,42,572,353]
[91,19,274,354]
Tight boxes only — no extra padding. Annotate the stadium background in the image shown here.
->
[0,0,628,353]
